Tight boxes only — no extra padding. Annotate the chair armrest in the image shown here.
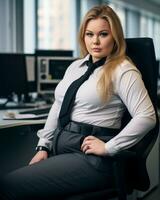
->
[107,149,150,192]
[104,150,136,199]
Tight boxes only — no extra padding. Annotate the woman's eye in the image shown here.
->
[85,32,93,37]
[100,32,108,37]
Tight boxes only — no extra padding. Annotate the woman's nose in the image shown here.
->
[93,36,100,44]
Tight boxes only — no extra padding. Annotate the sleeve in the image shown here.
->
[105,66,156,156]
[37,100,61,151]
[36,60,79,151]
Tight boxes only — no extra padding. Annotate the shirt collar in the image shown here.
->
[79,54,108,67]
[79,54,90,67]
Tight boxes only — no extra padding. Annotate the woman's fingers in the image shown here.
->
[81,136,106,156]
[81,140,91,152]
[84,135,96,141]
[29,151,48,165]
[81,135,96,152]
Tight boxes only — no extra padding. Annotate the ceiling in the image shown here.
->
[148,0,160,6]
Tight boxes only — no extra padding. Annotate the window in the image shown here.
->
[103,0,160,59]
[24,0,36,53]
[107,2,126,35]
[37,0,76,51]
[140,15,149,37]
[140,15,160,59]
[153,20,160,59]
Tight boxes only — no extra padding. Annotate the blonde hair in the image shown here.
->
[79,5,128,101]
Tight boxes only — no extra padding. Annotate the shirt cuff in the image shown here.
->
[105,140,120,156]
[37,138,53,151]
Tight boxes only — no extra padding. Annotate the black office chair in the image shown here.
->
[64,38,159,200]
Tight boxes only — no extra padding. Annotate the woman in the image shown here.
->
[0,5,156,199]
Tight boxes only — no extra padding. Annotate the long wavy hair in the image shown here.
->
[79,5,129,102]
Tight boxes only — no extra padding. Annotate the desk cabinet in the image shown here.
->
[0,125,42,177]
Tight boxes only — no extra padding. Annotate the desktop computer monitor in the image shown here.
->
[0,53,28,101]
[35,49,73,57]
[37,56,76,94]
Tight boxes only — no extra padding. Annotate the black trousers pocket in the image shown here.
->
[56,130,85,154]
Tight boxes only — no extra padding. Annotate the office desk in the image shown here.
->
[0,110,46,129]
[0,110,46,177]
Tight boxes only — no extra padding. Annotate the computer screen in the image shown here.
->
[49,59,75,80]
[0,53,28,100]
[37,56,76,94]
[35,49,73,57]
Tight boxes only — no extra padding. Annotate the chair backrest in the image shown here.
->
[123,38,159,191]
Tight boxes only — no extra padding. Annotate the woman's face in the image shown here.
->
[84,18,115,62]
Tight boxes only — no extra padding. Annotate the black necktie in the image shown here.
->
[58,56,106,127]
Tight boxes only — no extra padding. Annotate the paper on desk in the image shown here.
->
[3,111,48,120]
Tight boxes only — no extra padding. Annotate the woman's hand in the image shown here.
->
[81,136,106,156]
[29,151,48,165]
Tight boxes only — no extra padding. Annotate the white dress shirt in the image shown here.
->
[37,54,156,155]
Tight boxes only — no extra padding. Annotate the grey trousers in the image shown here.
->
[0,121,118,200]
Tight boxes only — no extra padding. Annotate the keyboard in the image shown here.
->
[19,107,51,115]
[3,105,52,120]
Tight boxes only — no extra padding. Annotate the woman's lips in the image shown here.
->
[92,48,101,52]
